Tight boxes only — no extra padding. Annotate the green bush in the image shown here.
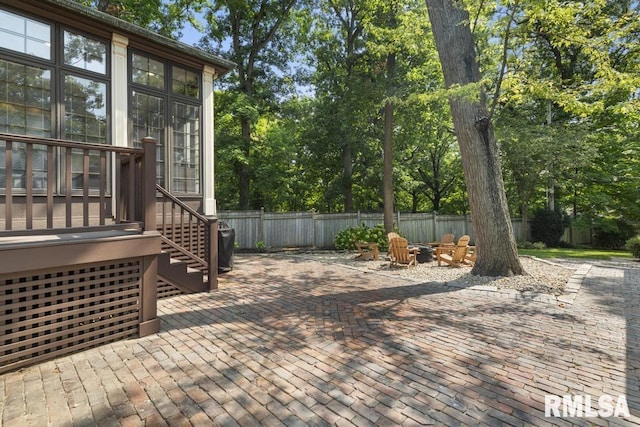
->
[518,241,534,249]
[333,224,389,250]
[593,218,636,249]
[530,209,569,247]
[626,236,640,258]
[519,241,548,250]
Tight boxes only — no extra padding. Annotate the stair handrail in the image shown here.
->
[156,184,215,289]
[156,184,208,223]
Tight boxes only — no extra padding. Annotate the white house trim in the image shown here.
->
[203,65,217,216]
[111,33,129,148]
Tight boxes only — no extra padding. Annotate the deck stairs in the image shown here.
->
[155,184,216,294]
[157,250,208,293]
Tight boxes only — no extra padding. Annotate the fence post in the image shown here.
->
[396,211,401,230]
[259,207,265,245]
[432,211,438,241]
[141,137,157,232]
[312,209,317,248]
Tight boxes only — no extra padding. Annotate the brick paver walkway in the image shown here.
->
[1,254,639,426]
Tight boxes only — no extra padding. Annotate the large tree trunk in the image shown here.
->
[520,203,529,242]
[426,0,523,276]
[383,52,396,233]
[383,98,394,232]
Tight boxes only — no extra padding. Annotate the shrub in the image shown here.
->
[626,236,640,258]
[593,218,636,249]
[518,241,535,249]
[530,209,569,247]
[532,241,547,249]
[334,224,388,251]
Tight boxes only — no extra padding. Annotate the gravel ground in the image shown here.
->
[294,251,576,296]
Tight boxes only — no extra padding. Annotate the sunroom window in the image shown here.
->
[64,75,107,144]
[172,101,199,193]
[129,53,202,195]
[0,6,110,194]
[131,90,165,187]
[64,30,107,75]
[0,61,51,192]
[0,60,52,137]
[0,9,51,60]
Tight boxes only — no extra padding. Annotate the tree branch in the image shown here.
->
[489,2,519,120]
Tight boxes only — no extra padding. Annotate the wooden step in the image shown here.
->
[157,251,208,293]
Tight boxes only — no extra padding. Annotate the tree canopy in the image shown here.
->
[81,0,640,239]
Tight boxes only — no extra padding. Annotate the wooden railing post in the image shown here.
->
[208,217,218,291]
[139,253,161,336]
[141,137,157,232]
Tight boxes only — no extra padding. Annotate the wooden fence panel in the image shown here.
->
[218,210,261,249]
[264,212,315,248]
[562,225,592,246]
[313,213,361,248]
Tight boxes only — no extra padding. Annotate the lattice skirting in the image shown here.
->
[0,259,142,374]
[157,280,183,299]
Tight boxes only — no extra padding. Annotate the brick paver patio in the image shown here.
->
[1,254,639,426]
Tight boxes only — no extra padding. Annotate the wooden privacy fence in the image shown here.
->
[218,209,592,250]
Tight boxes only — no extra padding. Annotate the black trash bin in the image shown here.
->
[218,221,235,273]
[414,245,434,263]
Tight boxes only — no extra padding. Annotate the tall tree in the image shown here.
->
[308,0,377,212]
[381,1,398,233]
[425,0,524,276]
[202,0,298,210]
[495,0,640,230]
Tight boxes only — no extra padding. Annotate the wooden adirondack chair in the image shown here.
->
[355,241,379,260]
[389,237,420,267]
[436,235,470,267]
[387,232,401,242]
[386,232,401,256]
[439,233,455,247]
[431,233,455,252]
[464,246,477,265]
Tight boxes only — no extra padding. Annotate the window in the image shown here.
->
[172,66,199,98]
[62,30,109,192]
[0,141,48,191]
[132,53,164,89]
[64,75,108,191]
[131,90,165,186]
[0,9,51,60]
[130,53,202,194]
[172,102,199,193]
[0,59,51,192]
[0,6,110,194]
[64,75,107,144]
[0,60,52,137]
[64,31,107,74]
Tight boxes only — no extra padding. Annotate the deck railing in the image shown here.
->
[0,133,157,234]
